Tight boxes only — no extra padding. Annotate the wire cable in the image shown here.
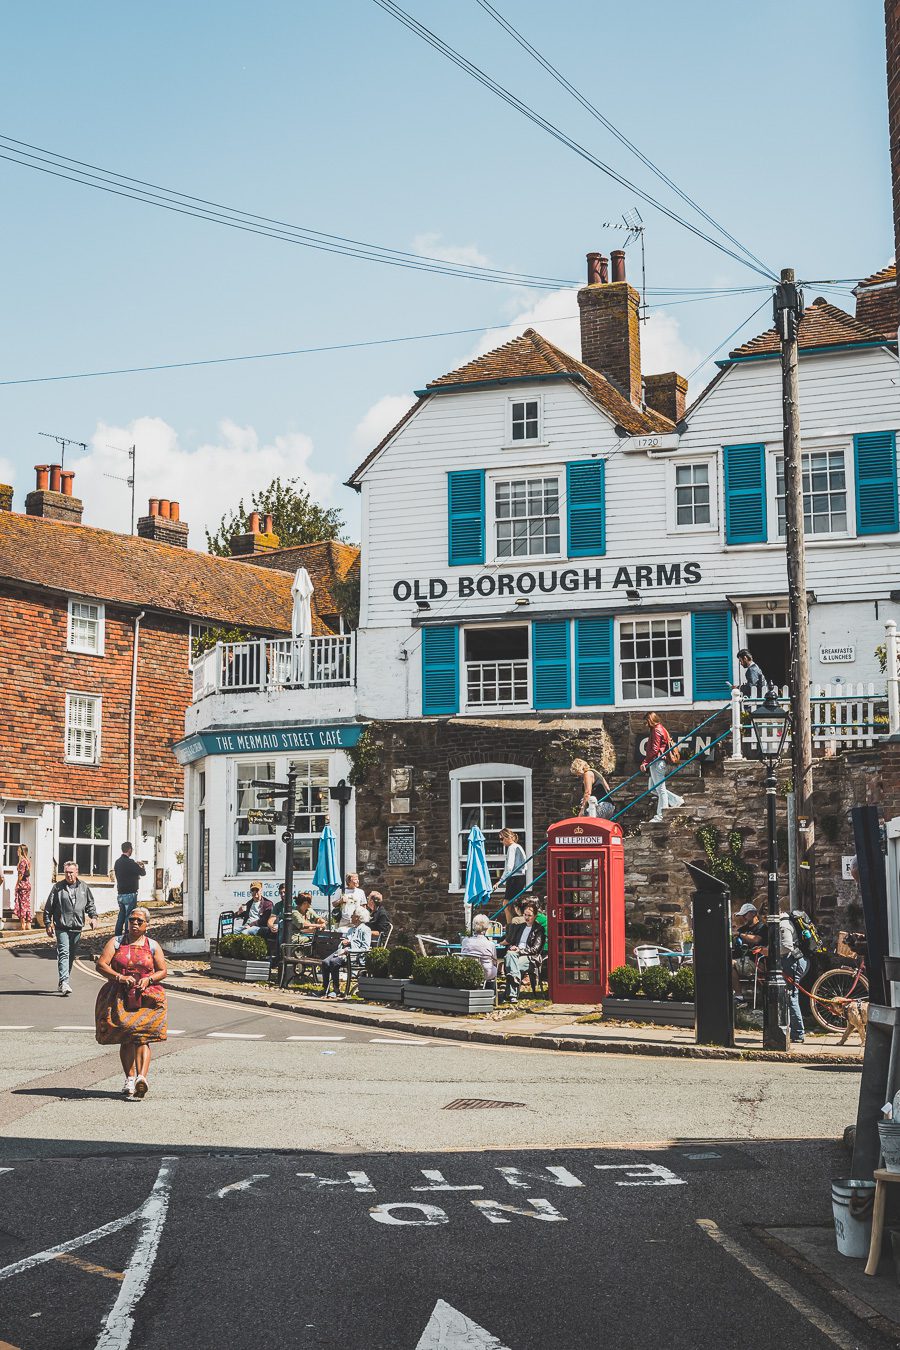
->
[685,296,771,381]
[371,0,778,281]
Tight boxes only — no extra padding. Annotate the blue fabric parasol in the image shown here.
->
[311,824,341,897]
[463,825,493,919]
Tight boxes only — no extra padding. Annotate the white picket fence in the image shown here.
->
[730,683,887,759]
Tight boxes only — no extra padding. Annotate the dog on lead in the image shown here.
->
[836,998,868,1046]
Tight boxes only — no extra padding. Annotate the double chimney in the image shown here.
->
[229,511,280,556]
[578,251,687,425]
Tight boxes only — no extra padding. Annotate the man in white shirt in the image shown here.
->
[335,872,366,929]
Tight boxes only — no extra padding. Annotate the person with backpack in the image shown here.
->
[779,911,817,1044]
[640,712,684,824]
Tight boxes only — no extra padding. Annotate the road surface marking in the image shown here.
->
[166,1030,186,1036]
[297,1170,375,1193]
[496,1166,583,1189]
[370,1203,450,1226]
[95,1157,177,1350]
[206,1032,264,1039]
[54,1253,123,1282]
[412,1170,483,1193]
[54,1025,94,1031]
[0,1025,32,1030]
[286,1035,346,1041]
[210,1174,270,1200]
[416,1300,510,1349]
[369,1037,427,1044]
[696,1219,859,1350]
[471,1199,566,1225]
[594,1163,686,1186]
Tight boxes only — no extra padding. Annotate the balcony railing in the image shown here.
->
[729,683,889,758]
[465,659,529,709]
[192,633,356,700]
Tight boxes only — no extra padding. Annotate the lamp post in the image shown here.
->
[329,778,354,882]
[747,692,792,1051]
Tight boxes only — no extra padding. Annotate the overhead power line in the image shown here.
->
[371,0,779,282]
[472,0,774,280]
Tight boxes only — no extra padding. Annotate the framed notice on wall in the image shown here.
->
[387,825,416,867]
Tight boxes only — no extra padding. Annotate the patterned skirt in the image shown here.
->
[95,982,168,1045]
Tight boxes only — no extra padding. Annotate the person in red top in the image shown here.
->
[640,712,684,824]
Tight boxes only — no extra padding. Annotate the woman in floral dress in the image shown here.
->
[14,844,32,930]
[95,906,168,1100]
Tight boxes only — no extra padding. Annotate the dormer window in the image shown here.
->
[508,396,541,444]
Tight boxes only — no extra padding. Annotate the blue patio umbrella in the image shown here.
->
[312,824,341,903]
[463,825,493,931]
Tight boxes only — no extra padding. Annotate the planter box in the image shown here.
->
[404,985,495,1015]
[602,997,695,1028]
[209,954,271,983]
[356,976,410,1004]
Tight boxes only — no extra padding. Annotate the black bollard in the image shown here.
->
[686,862,735,1048]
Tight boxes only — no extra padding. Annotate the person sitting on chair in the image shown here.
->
[503,901,546,1004]
[270,892,325,956]
[234,882,273,935]
[461,914,498,985]
[364,891,391,945]
[320,907,371,999]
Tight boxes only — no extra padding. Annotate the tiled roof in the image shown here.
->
[232,539,360,633]
[856,263,896,289]
[0,511,295,631]
[347,327,673,485]
[728,298,890,359]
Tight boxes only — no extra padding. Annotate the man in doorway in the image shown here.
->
[737,649,767,698]
[44,860,97,995]
[113,842,146,937]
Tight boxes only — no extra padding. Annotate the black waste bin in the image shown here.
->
[686,862,734,1048]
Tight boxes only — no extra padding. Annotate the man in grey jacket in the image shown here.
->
[44,860,97,995]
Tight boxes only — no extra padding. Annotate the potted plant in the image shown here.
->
[602,962,695,1027]
[403,954,495,1014]
[209,932,271,983]
[356,945,416,1003]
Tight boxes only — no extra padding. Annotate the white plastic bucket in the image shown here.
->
[879,1122,900,1172]
[832,1178,875,1257]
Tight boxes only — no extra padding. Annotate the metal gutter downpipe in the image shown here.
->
[129,611,146,842]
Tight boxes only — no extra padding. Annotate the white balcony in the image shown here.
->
[465,658,529,710]
[192,634,356,701]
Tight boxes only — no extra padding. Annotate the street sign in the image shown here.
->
[281,830,294,843]
[247,808,287,825]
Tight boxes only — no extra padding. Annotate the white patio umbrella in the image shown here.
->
[291,567,315,638]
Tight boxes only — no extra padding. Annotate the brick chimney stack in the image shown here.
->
[228,510,280,556]
[0,483,12,512]
[853,272,899,337]
[577,250,643,407]
[643,372,688,425]
[136,497,189,547]
[25,464,84,524]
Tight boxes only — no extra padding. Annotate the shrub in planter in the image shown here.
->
[411,956,437,985]
[219,933,269,961]
[671,965,695,1001]
[608,964,642,998]
[430,955,485,990]
[365,947,391,977]
[388,946,416,979]
[641,965,673,1000]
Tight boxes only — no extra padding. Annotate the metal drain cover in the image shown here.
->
[444,1097,526,1110]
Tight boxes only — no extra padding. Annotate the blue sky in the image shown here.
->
[0,0,891,542]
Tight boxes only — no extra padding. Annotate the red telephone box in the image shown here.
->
[546,817,625,1003]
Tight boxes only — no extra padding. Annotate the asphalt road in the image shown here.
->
[0,945,880,1350]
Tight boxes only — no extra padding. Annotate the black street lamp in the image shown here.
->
[329,778,354,882]
[747,692,792,1051]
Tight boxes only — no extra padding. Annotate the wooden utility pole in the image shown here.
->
[775,268,815,912]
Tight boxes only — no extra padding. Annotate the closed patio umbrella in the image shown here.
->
[312,824,341,908]
[291,567,315,638]
[463,825,493,933]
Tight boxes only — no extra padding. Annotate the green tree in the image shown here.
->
[205,476,346,556]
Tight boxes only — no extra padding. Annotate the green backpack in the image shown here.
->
[790,911,826,957]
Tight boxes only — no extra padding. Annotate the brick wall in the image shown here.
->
[0,584,189,807]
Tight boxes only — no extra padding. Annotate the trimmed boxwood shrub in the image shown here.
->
[641,965,673,1000]
[388,946,416,979]
[219,933,269,961]
[671,964,695,1002]
[430,955,485,990]
[411,956,437,985]
[365,947,391,977]
[607,964,641,998]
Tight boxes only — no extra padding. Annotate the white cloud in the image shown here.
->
[412,231,492,269]
[68,416,337,541]
[0,456,16,486]
[352,394,417,451]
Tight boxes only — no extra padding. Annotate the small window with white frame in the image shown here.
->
[618,617,686,702]
[65,693,101,764]
[67,599,104,655]
[775,449,848,537]
[672,462,713,529]
[464,626,529,709]
[188,622,215,669]
[450,763,531,891]
[58,804,110,876]
[507,396,542,444]
[494,475,561,558]
[234,760,278,874]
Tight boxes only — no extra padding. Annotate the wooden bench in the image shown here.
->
[865,1169,900,1275]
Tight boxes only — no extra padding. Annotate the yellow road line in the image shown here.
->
[54,1252,123,1282]
[696,1219,858,1350]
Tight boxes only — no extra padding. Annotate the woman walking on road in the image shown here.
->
[14,844,32,930]
[95,907,168,1100]
[640,712,684,824]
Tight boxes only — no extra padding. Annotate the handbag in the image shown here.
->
[665,731,681,766]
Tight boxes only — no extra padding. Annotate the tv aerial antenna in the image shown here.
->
[601,209,647,321]
[103,443,137,534]
[38,431,88,470]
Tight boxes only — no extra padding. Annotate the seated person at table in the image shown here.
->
[364,890,391,944]
[461,914,498,985]
[320,906,371,998]
[503,902,546,1003]
[234,882,273,935]
[268,891,325,953]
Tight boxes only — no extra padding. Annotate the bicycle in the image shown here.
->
[808,932,869,1033]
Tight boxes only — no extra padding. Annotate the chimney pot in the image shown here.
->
[35,464,50,490]
[586,252,602,285]
[60,470,75,496]
[264,513,274,534]
[599,254,609,284]
[610,250,626,283]
[159,499,171,519]
[170,500,180,522]
[49,464,62,493]
[148,498,159,517]
[249,510,261,533]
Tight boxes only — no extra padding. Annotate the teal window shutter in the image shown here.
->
[854,432,899,535]
[447,470,485,565]
[532,620,571,709]
[566,460,606,557]
[575,617,614,706]
[691,611,733,702]
[723,443,767,543]
[422,626,459,715]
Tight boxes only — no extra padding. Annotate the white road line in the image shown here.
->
[206,1032,265,1040]
[54,1025,94,1031]
[166,1030,186,1036]
[95,1158,177,1349]
[210,1174,270,1199]
[696,1219,859,1350]
[286,1035,346,1041]
[369,1038,428,1044]
[0,1025,33,1030]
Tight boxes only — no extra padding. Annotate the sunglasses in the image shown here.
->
[129,917,147,926]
